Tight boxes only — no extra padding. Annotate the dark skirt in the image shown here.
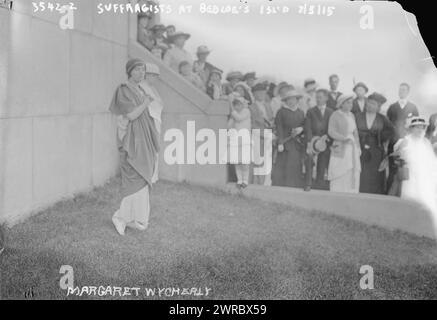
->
[359,146,385,194]
[119,149,148,199]
[272,145,304,188]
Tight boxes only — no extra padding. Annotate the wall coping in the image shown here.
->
[218,183,437,240]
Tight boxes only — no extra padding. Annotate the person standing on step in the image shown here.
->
[386,83,419,193]
[327,74,342,110]
[356,93,394,194]
[163,31,193,73]
[272,90,305,188]
[328,95,362,193]
[227,94,252,189]
[304,89,334,191]
[351,82,369,116]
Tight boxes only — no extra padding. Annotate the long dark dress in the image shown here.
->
[356,112,394,194]
[272,107,305,187]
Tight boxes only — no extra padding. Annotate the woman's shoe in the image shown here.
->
[128,221,148,231]
[112,216,126,236]
[241,183,248,189]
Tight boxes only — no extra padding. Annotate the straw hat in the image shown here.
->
[406,116,428,129]
[167,31,191,43]
[282,89,303,101]
[336,94,355,109]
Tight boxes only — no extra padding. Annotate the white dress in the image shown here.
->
[328,111,362,193]
[396,135,437,231]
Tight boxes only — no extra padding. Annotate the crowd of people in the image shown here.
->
[136,15,437,203]
[224,76,437,201]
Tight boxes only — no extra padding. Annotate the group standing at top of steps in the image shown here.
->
[135,11,437,220]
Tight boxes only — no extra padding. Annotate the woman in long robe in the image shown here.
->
[109,59,160,236]
[140,63,164,183]
[356,93,394,194]
[328,95,362,193]
[272,90,305,188]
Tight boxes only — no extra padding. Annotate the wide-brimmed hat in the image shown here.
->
[197,45,211,55]
[282,89,303,101]
[252,82,268,92]
[310,136,329,154]
[226,71,243,82]
[304,78,318,88]
[145,63,160,76]
[406,116,428,129]
[336,94,355,109]
[150,24,166,32]
[210,68,223,77]
[243,72,257,82]
[367,92,387,106]
[167,31,191,43]
[275,82,293,95]
[353,82,369,93]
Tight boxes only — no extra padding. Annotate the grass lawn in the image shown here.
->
[1,177,437,300]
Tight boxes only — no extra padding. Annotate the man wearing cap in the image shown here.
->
[243,72,257,89]
[299,78,318,115]
[223,71,243,96]
[249,82,275,185]
[163,31,193,72]
[193,46,216,85]
[386,83,419,192]
[327,74,342,110]
[304,89,334,191]
[351,82,369,115]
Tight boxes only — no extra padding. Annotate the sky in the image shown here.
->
[159,0,437,117]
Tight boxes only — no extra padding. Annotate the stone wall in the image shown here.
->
[0,0,230,225]
[0,0,128,224]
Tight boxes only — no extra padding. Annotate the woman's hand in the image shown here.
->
[278,144,285,153]
[291,127,303,137]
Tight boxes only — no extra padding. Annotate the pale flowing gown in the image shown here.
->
[110,82,160,231]
[328,110,362,193]
[396,135,437,233]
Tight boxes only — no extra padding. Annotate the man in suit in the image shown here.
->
[386,82,419,192]
[304,89,334,191]
[327,74,342,110]
[193,46,217,85]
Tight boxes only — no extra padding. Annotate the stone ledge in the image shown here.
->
[217,183,436,240]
